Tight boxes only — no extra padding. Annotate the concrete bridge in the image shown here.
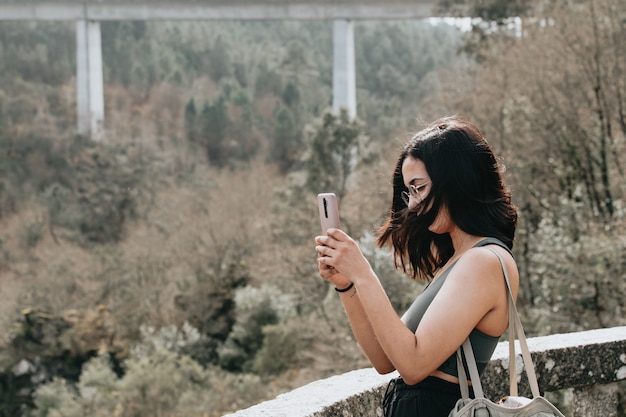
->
[223,326,626,417]
[0,0,438,138]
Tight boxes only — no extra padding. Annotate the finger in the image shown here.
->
[316,245,333,256]
[318,255,330,269]
[326,229,352,247]
[318,257,336,275]
[316,235,334,247]
[322,236,341,251]
[326,228,345,239]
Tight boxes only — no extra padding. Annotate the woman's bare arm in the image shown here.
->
[317,229,517,385]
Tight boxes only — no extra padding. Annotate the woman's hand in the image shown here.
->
[315,231,351,289]
[315,228,373,287]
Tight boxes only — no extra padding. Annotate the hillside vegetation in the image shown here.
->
[0,1,625,416]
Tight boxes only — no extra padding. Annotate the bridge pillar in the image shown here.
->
[332,19,356,120]
[76,19,104,139]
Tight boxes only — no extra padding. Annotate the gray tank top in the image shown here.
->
[400,238,511,377]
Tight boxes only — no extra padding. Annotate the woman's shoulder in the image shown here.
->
[463,243,520,301]
[474,237,512,253]
[453,243,518,286]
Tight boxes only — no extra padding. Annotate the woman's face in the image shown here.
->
[401,156,431,213]
[401,156,451,233]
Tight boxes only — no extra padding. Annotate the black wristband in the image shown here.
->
[335,282,354,293]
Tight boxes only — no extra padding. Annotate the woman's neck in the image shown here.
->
[432,231,485,281]
[452,232,484,252]
[447,230,485,264]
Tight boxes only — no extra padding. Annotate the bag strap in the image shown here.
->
[456,247,541,400]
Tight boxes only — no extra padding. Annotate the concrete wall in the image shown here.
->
[223,326,626,417]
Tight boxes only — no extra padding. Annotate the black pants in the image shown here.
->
[382,376,468,417]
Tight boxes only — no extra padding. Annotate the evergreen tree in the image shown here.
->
[199,97,229,167]
[183,98,197,143]
[306,109,362,200]
[208,35,232,82]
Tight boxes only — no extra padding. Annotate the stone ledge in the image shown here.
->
[222,326,626,417]
[482,326,626,398]
[223,368,396,417]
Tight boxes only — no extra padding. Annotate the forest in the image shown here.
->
[0,0,624,416]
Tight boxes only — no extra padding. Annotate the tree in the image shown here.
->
[208,35,232,82]
[435,0,534,61]
[427,0,626,332]
[254,59,283,98]
[305,109,362,201]
[541,1,624,219]
[280,41,312,115]
[183,98,197,143]
[270,106,301,173]
[198,96,229,166]
[436,0,534,22]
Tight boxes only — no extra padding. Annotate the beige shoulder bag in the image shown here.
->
[449,248,566,417]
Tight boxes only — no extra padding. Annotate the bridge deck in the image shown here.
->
[0,1,439,21]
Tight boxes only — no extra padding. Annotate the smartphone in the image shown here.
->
[317,193,340,233]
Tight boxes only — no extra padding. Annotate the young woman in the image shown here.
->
[315,116,519,416]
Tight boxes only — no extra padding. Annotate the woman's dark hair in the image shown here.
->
[377,116,518,281]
